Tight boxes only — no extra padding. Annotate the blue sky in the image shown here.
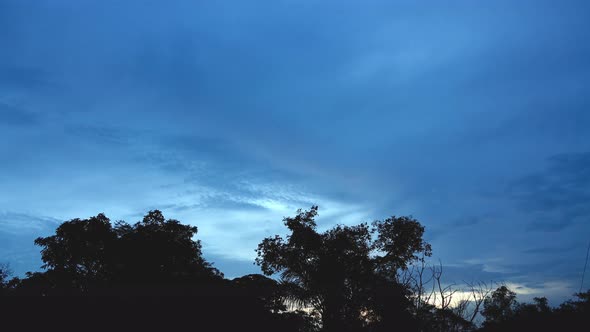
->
[1,0,589,303]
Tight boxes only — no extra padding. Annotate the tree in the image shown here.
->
[0,263,11,294]
[558,289,590,319]
[481,286,518,326]
[34,213,117,290]
[29,210,221,294]
[232,274,287,312]
[516,296,551,316]
[255,206,430,331]
[0,263,9,284]
[232,274,320,332]
[112,210,222,286]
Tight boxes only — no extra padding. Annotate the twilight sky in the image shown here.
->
[1,0,589,303]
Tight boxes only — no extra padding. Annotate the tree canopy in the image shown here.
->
[481,285,519,326]
[255,206,431,331]
[23,210,222,294]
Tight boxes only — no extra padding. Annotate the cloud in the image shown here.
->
[0,212,61,276]
[504,280,575,304]
[0,103,39,126]
[0,66,49,91]
[508,152,590,232]
[522,244,580,255]
[0,0,589,302]
[426,215,489,241]
[0,212,60,234]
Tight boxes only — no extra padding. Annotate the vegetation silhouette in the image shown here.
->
[481,285,519,325]
[0,207,589,331]
[255,206,429,331]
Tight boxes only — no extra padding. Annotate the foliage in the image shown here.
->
[0,263,11,294]
[2,207,590,331]
[477,288,590,331]
[23,210,222,294]
[481,285,518,325]
[255,206,430,331]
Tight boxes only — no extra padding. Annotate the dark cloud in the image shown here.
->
[508,152,590,232]
[438,264,512,285]
[522,244,580,255]
[426,216,487,241]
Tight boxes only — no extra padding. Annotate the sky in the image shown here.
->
[1,0,589,304]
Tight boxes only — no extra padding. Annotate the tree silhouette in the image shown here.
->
[476,288,590,331]
[111,210,223,288]
[1,210,308,331]
[232,273,288,312]
[0,263,11,295]
[33,213,117,291]
[256,206,429,331]
[7,206,590,331]
[481,285,518,327]
[28,210,222,295]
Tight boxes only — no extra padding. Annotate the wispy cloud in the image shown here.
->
[0,103,39,126]
[508,152,590,232]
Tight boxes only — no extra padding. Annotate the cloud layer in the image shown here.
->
[1,1,589,302]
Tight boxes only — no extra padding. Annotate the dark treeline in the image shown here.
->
[0,207,588,331]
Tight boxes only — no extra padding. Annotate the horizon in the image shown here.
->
[1,0,589,306]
